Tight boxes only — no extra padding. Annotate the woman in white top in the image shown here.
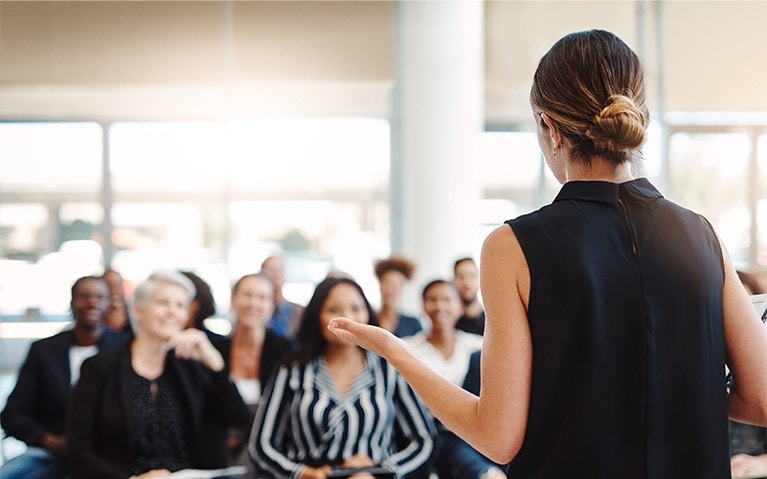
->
[404,280,482,385]
[405,280,504,479]
[222,274,293,470]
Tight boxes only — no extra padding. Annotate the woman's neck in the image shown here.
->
[233,323,265,346]
[131,334,168,380]
[231,325,264,379]
[325,342,365,366]
[324,344,366,395]
[565,157,634,183]
[428,326,456,359]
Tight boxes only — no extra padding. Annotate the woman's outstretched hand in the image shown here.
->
[327,317,401,359]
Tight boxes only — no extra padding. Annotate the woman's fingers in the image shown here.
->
[168,329,201,358]
[167,329,224,371]
[327,317,401,358]
[327,317,377,351]
[327,317,358,343]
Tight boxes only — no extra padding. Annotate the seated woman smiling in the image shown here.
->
[67,270,250,479]
[249,277,436,479]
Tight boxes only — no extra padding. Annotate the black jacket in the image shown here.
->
[66,342,251,479]
[0,328,126,446]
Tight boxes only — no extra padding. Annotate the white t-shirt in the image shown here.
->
[404,331,483,386]
[69,345,99,385]
[232,377,261,406]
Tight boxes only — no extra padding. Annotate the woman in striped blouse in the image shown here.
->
[249,277,436,479]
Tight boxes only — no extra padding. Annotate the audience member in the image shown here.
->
[179,270,226,346]
[178,270,238,474]
[374,256,423,338]
[328,30,767,477]
[66,270,250,479]
[452,258,485,335]
[405,280,482,385]
[1,275,126,479]
[260,255,305,341]
[730,270,767,479]
[101,268,133,339]
[221,273,293,475]
[403,280,490,479]
[249,277,436,479]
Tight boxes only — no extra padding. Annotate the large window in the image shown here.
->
[0,120,391,319]
[1,118,766,321]
[0,123,104,320]
[757,133,767,264]
[665,126,766,267]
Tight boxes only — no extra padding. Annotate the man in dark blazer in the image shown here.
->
[0,275,128,479]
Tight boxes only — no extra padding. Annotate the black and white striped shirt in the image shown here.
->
[249,350,436,479]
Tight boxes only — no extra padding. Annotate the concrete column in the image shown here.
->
[391,0,484,305]
[100,122,114,267]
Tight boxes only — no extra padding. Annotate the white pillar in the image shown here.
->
[391,0,484,307]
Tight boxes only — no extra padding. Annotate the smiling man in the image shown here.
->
[1,275,129,479]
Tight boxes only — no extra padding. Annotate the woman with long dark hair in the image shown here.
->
[249,277,436,479]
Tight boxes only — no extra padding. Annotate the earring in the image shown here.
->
[552,145,558,156]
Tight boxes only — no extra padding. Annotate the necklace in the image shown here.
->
[231,328,263,377]
[233,348,259,369]
[238,353,256,368]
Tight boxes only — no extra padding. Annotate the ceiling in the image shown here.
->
[1,1,766,127]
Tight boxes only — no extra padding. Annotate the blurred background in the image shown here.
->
[1,1,766,382]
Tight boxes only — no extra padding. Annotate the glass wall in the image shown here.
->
[665,126,767,267]
[0,120,392,319]
[1,118,766,322]
[0,123,105,320]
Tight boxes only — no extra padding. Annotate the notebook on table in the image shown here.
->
[168,466,247,479]
[327,466,396,478]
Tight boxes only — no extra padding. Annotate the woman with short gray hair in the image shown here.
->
[67,270,250,479]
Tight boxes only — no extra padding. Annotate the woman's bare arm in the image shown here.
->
[722,245,767,425]
[328,225,533,463]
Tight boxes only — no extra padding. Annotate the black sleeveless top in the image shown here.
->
[505,178,729,479]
